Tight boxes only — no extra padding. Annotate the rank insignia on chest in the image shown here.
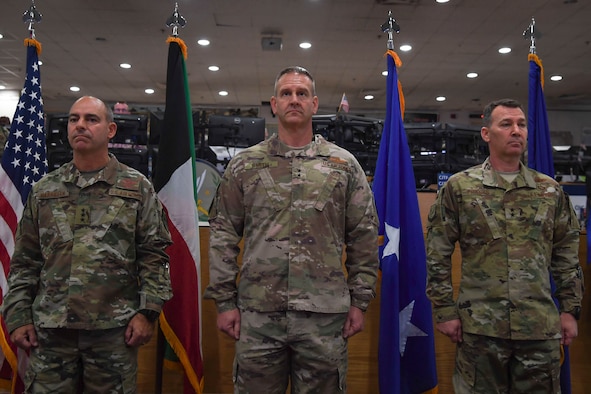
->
[75,205,91,225]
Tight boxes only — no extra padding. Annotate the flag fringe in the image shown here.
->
[528,53,544,90]
[23,38,42,56]
[166,37,188,60]
[423,386,439,394]
[0,378,11,390]
[0,324,20,393]
[378,234,385,247]
[385,50,405,118]
[560,344,565,365]
[159,313,204,394]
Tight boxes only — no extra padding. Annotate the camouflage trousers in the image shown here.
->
[234,310,348,394]
[453,332,561,394]
[25,327,138,394]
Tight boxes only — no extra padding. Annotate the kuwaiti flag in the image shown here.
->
[527,52,573,394]
[153,37,203,394]
[0,38,47,394]
[373,50,438,394]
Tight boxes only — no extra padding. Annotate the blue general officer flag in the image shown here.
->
[527,54,554,178]
[374,50,438,394]
[527,52,572,394]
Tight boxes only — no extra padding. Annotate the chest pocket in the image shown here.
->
[529,201,553,241]
[100,188,141,244]
[38,191,74,246]
[314,171,341,211]
[257,168,286,211]
[475,198,503,240]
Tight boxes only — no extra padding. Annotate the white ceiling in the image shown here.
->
[0,0,590,117]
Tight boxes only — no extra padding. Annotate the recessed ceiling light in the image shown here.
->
[0,85,5,90]
[38,60,43,65]
[218,91,229,96]
[550,75,563,81]
[498,47,511,54]
[197,39,210,46]
[436,96,446,102]
[120,63,132,69]
[436,0,450,3]
[382,70,388,76]
[145,88,155,94]
[70,86,80,92]
[399,44,412,52]
[0,34,3,39]
[466,72,478,78]
[299,42,312,49]
[364,95,374,100]
[208,65,220,72]
[553,145,570,151]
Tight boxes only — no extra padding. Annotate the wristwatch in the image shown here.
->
[564,306,581,321]
[138,309,160,322]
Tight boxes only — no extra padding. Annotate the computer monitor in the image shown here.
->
[47,148,73,172]
[110,147,150,177]
[46,114,70,149]
[148,111,164,145]
[110,114,148,145]
[207,115,265,148]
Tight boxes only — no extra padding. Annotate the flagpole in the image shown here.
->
[523,17,537,54]
[166,2,187,38]
[154,7,188,394]
[156,4,204,394]
[155,7,187,392]
[22,0,42,39]
[380,10,400,51]
[524,17,573,394]
[375,11,438,393]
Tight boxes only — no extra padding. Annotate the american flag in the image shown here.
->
[0,38,47,393]
[339,92,350,113]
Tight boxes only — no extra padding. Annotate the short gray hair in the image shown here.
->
[482,98,524,127]
[273,66,316,95]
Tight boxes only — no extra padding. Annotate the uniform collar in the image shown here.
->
[266,133,332,158]
[481,157,537,189]
[63,153,120,188]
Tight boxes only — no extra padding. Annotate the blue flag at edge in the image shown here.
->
[527,55,571,394]
[527,57,554,178]
[374,51,438,394]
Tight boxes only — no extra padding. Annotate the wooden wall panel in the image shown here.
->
[137,192,591,394]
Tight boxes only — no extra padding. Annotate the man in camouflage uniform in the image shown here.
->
[204,66,378,393]
[0,116,10,160]
[426,98,584,393]
[2,96,172,393]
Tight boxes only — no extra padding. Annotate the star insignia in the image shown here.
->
[399,300,428,356]
[383,222,400,259]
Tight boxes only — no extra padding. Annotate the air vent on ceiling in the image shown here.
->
[261,37,282,51]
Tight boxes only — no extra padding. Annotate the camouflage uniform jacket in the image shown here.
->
[204,134,379,314]
[0,125,9,159]
[2,154,172,332]
[426,158,583,340]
